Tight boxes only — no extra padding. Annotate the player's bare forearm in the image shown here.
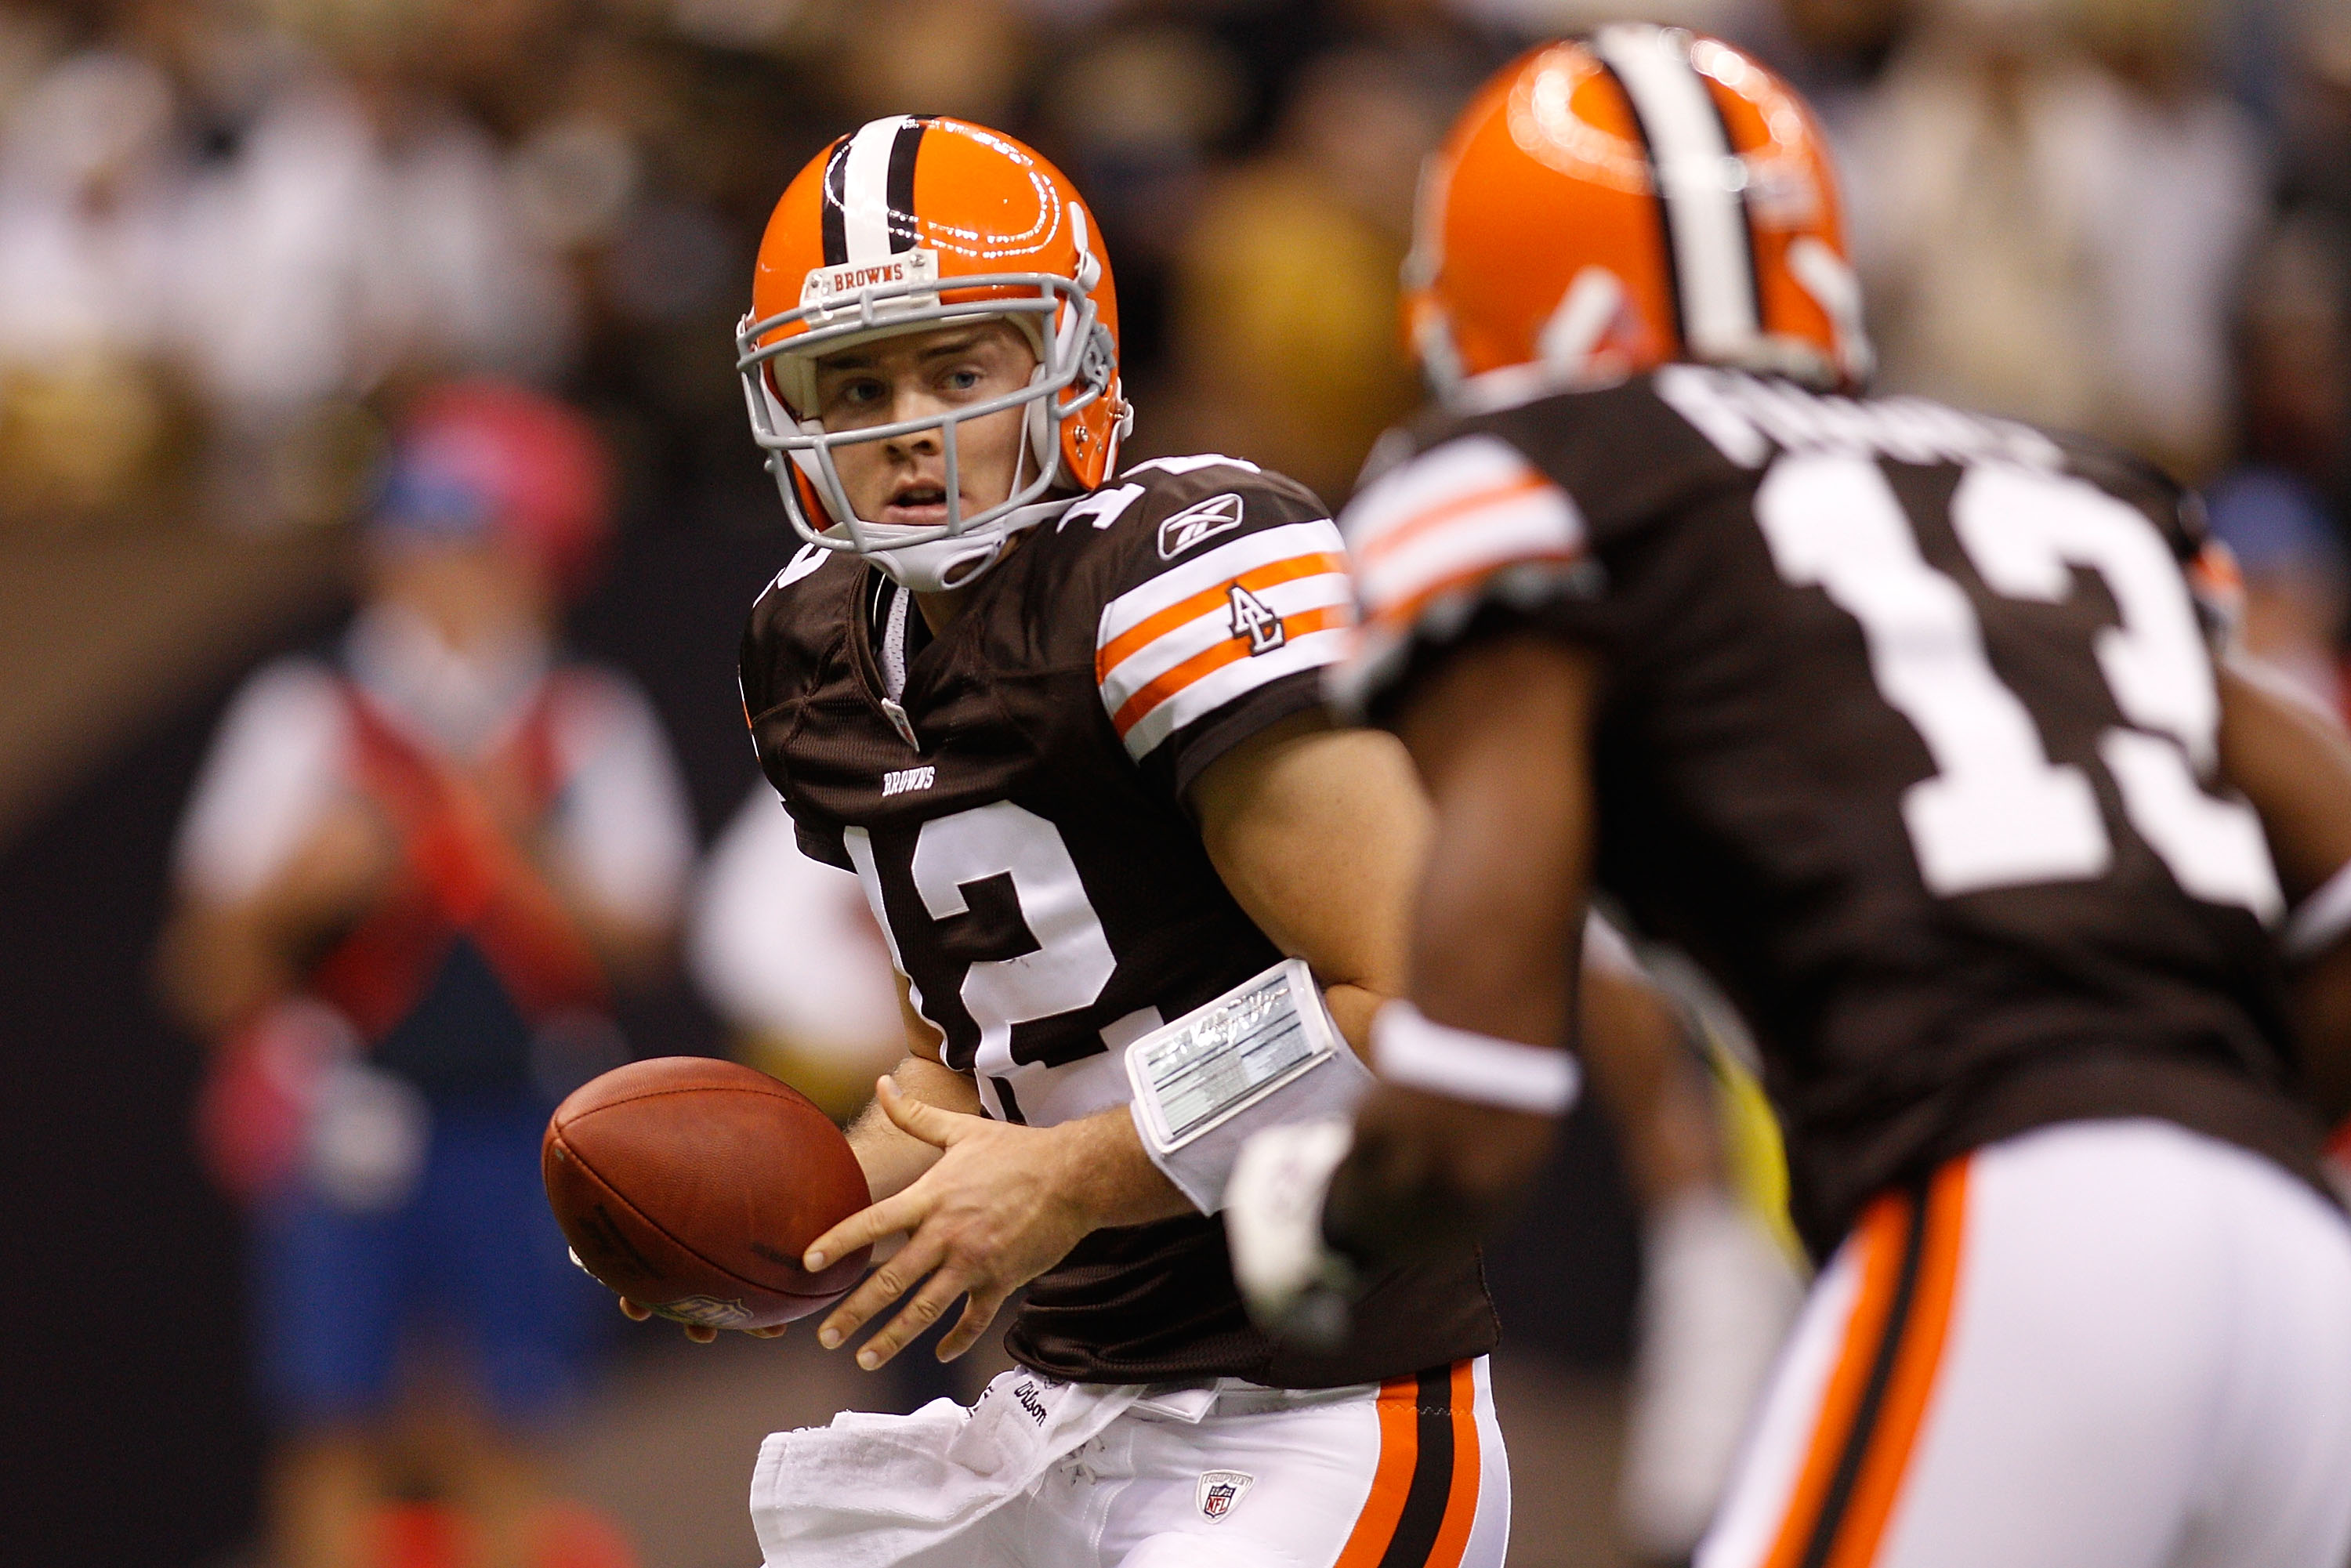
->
[2218,660,2351,897]
[2218,659,2351,1121]
[1321,982,1387,1061]
[1327,634,1602,1262]
[846,1053,978,1203]
[1059,1102,1195,1227]
[1396,636,1597,1048]
[1194,712,1425,1038]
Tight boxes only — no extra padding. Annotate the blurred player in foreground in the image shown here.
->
[165,382,693,1568]
[1231,26,2351,1568]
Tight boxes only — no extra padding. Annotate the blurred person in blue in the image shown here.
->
[2202,210,2351,723]
[161,378,694,1568]
[2205,469,2349,721]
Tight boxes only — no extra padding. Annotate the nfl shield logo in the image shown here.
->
[1196,1470,1253,1520]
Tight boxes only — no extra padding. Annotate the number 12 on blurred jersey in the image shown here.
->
[1755,454,2281,916]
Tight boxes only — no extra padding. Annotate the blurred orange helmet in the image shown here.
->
[737,116,1131,591]
[1404,25,1872,411]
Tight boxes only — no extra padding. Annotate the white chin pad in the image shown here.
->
[868,534,1007,594]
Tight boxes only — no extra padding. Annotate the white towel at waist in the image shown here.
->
[751,1369,1161,1567]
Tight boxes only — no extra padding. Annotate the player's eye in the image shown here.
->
[823,377,886,418]
[941,366,984,394]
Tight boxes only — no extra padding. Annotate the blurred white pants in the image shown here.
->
[753,1358,1508,1568]
[1699,1119,2351,1568]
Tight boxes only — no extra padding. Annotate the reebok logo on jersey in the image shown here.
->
[882,766,936,796]
[1158,492,1246,559]
[1227,584,1286,654]
[1196,1471,1253,1519]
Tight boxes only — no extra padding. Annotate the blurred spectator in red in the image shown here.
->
[160,380,693,1568]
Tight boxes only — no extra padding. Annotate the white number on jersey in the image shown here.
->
[845,804,1141,1123]
[1754,454,2280,917]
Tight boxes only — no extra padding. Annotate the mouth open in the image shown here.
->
[878,480,951,527]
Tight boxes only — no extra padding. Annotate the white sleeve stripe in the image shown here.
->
[1356,492,1586,618]
[1121,628,1351,760]
[1343,435,1549,549]
[1354,475,1556,567]
[1098,519,1346,644]
[1099,573,1354,713]
[1121,454,1263,480]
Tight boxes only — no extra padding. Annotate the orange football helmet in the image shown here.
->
[737,116,1131,589]
[1404,25,1872,409]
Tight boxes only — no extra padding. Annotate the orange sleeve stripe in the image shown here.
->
[1425,1360,1484,1568]
[1365,549,1586,637]
[1357,473,1556,566]
[1095,552,1349,681]
[1823,1159,1970,1568]
[1108,603,1353,738]
[1760,1187,1916,1568]
[1333,1376,1424,1568]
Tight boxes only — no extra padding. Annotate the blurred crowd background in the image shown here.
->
[1,0,2346,1565]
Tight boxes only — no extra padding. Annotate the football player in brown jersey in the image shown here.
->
[675,114,1536,1568]
[1230,27,2351,1568]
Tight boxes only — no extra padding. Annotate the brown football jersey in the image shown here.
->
[740,454,1498,1384]
[1336,368,2330,1258]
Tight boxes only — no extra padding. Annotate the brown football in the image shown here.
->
[542,1056,871,1331]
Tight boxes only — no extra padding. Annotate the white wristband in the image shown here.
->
[1125,959,1372,1212]
[2287,857,2351,964]
[1371,1001,1581,1115]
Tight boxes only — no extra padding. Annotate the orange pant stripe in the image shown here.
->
[1334,1376,1425,1568]
[1764,1158,1972,1568]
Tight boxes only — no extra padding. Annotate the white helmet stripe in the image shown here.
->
[1594,26,1759,360]
[839,115,913,265]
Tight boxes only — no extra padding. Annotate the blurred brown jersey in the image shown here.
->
[1336,368,2329,1258]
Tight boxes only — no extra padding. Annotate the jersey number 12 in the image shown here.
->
[1755,453,2280,918]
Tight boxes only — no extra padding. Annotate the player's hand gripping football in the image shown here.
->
[614,1295,792,1344]
[797,1074,1129,1367]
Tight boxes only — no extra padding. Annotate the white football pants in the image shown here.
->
[1698,1118,2351,1568]
[754,1357,1509,1568]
